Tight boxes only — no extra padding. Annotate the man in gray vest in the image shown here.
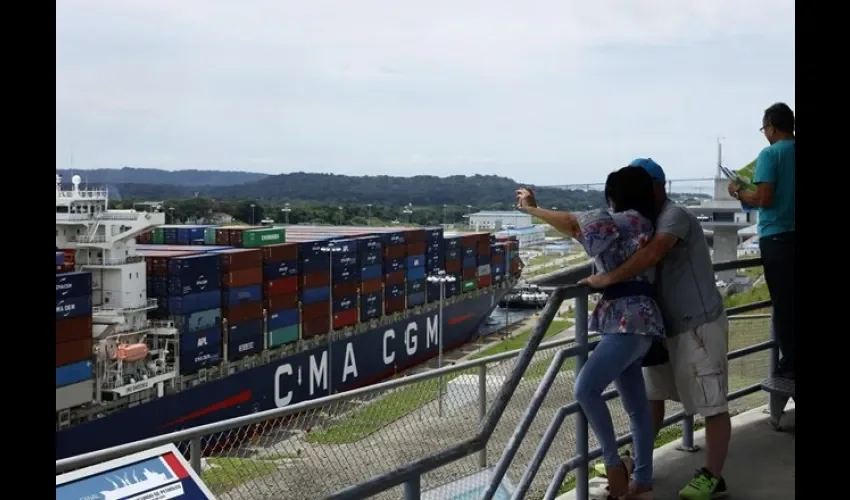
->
[583,159,731,500]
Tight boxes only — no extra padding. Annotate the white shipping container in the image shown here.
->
[56,379,94,411]
[477,264,492,276]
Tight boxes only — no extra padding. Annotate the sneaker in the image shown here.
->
[678,468,728,499]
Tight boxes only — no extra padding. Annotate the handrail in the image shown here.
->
[56,257,773,500]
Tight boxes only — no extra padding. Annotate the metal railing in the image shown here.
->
[56,258,774,500]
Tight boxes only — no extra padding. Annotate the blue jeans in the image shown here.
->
[574,333,654,488]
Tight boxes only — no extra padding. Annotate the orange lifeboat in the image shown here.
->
[116,343,149,362]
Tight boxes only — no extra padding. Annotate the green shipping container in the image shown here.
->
[462,279,477,293]
[269,325,299,347]
[242,227,286,248]
[152,227,165,244]
[204,227,217,245]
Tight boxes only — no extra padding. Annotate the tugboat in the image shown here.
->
[498,283,550,309]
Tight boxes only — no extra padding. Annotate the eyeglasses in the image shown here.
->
[760,124,773,133]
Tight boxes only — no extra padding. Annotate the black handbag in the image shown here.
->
[642,338,669,367]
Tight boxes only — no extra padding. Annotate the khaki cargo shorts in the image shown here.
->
[643,314,729,417]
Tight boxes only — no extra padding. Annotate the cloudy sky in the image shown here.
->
[56,0,795,185]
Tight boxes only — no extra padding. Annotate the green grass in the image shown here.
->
[724,283,770,310]
[529,254,561,267]
[469,319,573,360]
[556,421,707,495]
[202,457,280,491]
[739,265,764,282]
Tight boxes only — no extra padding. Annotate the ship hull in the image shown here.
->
[56,288,508,460]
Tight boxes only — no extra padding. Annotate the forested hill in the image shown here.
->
[56,167,268,187]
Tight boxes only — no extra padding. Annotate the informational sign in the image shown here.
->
[56,444,216,500]
[422,467,514,500]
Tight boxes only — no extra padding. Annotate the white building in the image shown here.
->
[494,225,546,248]
[468,210,532,231]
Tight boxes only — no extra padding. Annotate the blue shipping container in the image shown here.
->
[446,249,460,261]
[228,326,263,360]
[352,235,383,252]
[56,360,93,387]
[302,286,330,305]
[268,309,299,330]
[462,247,477,258]
[298,239,337,260]
[478,253,491,265]
[407,292,426,307]
[228,318,264,345]
[331,252,358,267]
[330,238,360,254]
[380,231,406,246]
[360,291,382,321]
[361,264,382,281]
[406,266,426,281]
[332,264,359,283]
[426,259,443,273]
[301,256,330,275]
[182,325,222,350]
[56,295,93,320]
[222,284,263,307]
[56,272,92,301]
[333,295,357,314]
[263,260,299,280]
[424,227,444,242]
[172,308,221,333]
[168,290,222,315]
[491,243,506,255]
[361,249,382,267]
[445,237,461,250]
[406,254,425,268]
[385,283,405,299]
[462,256,477,269]
[168,270,222,296]
[179,340,221,374]
[169,253,221,275]
[56,252,64,266]
[493,264,505,275]
[148,276,169,296]
[407,279,426,295]
[385,257,406,273]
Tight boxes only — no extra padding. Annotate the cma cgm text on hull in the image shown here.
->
[55,290,506,459]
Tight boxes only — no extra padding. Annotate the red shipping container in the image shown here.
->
[302,316,330,339]
[58,263,74,273]
[223,301,264,324]
[333,309,358,329]
[461,235,478,248]
[385,270,405,285]
[262,243,298,262]
[302,301,331,321]
[56,316,92,344]
[477,243,490,256]
[404,229,426,243]
[56,338,92,367]
[476,232,490,243]
[477,275,492,288]
[385,296,406,314]
[215,228,230,245]
[384,245,406,259]
[222,267,263,288]
[492,254,505,265]
[265,293,298,312]
[333,282,358,297]
[61,249,76,265]
[462,268,476,280]
[301,271,330,289]
[445,259,462,273]
[360,278,382,294]
[218,248,263,271]
[265,276,298,297]
[407,242,426,256]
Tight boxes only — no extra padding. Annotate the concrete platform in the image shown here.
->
[558,403,795,499]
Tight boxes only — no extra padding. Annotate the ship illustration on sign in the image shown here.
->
[100,468,170,500]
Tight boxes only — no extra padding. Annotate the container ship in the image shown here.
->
[55,175,523,460]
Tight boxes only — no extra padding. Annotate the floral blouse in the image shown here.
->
[575,209,665,338]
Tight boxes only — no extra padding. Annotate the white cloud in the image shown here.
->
[56,0,795,184]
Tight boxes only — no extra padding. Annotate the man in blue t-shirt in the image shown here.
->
[728,102,795,378]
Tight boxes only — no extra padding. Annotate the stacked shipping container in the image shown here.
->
[353,235,383,323]
[215,226,286,248]
[216,248,264,362]
[381,230,407,315]
[404,229,427,308]
[262,243,300,347]
[298,238,334,339]
[168,253,223,374]
[56,271,94,395]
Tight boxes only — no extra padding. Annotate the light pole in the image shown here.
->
[442,204,447,226]
[338,206,344,225]
[403,203,413,225]
[168,207,175,224]
[319,242,342,395]
[250,203,256,225]
[281,203,291,224]
[366,203,373,226]
[427,269,456,417]
[466,205,473,229]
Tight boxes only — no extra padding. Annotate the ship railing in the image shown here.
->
[81,255,145,266]
[56,189,109,199]
[93,298,158,315]
[68,235,108,244]
[55,213,96,221]
[55,258,777,500]
[97,212,142,221]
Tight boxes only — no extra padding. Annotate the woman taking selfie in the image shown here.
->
[516,166,665,499]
